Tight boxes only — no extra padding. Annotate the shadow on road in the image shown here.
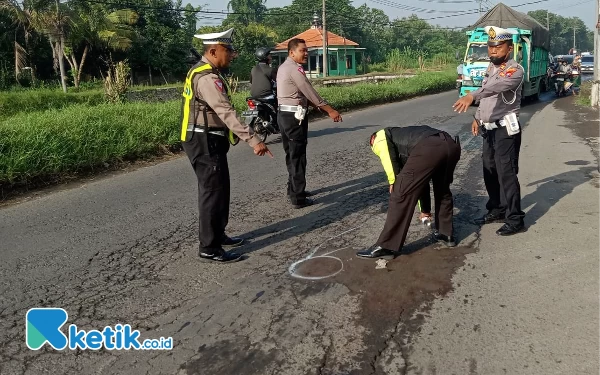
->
[237,173,388,254]
[238,171,485,258]
[523,166,597,227]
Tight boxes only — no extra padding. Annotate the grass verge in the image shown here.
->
[1,70,455,191]
[575,81,592,107]
[0,89,105,120]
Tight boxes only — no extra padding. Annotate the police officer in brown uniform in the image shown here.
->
[181,28,272,263]
[276,38,343,208]
[356,126,461,258]
[454,26,526,236]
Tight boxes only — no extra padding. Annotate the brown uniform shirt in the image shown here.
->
[276,57,327,107]
[194,57,260,147]
[472,59,524,123]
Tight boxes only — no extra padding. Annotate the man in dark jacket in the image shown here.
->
[357,126,461,258]
[250,47,277,107]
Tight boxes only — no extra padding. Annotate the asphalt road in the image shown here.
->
[0,89,589,374]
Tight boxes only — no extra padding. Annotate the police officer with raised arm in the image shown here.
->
[276,38,343,208]
[453,26,526,236]
[181,28,273,263]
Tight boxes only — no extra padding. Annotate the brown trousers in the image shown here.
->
[377,132,461,251]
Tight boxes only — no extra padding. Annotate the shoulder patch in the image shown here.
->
[297,66,306,76]
[214,79,224,92]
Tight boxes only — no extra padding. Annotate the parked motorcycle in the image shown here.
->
[241,96,279,143]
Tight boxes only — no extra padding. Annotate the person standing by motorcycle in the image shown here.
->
[250,47,277,108]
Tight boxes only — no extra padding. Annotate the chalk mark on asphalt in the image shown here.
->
[288,225,360,280]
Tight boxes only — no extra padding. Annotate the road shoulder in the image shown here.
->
[405,98,600,374]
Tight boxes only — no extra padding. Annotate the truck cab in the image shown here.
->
[459,27,549,101]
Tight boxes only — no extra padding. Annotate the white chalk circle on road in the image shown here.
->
[288,226,360,281]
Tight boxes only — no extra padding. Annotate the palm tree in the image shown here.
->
[64,8,139,88]
[0,0,37,84]
[28,0,70,92]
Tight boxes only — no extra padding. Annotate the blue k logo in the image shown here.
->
[26,308,68,350]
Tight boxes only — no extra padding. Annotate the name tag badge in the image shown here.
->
[504,113,520,135]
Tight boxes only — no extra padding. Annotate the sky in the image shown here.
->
[189,0,596,30]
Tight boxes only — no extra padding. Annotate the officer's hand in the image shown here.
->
[328,109,342,122]
[253,142,273,158]
[471,119,479,136]
[453,94,474,113]
[389,185,394,194]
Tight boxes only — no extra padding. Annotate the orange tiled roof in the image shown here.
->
[274,28,359,50]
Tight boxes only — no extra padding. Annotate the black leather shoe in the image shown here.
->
[199,249,242,263]
[474,212,505,225]
[356,245,395,259]
[221,236,244,248]
[433,233,457,247]
[496,223,526,236]
[292,198,314,209]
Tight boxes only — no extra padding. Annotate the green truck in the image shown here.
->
[459,3,551,101]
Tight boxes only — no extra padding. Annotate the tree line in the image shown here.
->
[0,0,594,90]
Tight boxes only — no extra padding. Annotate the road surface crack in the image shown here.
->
[370,309,405,375]
[317,334,334,375]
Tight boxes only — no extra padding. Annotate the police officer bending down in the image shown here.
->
[181,28,272,263]
[277,38,343,208]
[357,126,461,259]
[453,26,526,236]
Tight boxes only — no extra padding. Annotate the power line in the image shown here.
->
[367,0,477,13]
[73,0,313,16]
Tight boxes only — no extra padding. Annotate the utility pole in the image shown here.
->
[573,24,576,50]
[546,10,549,30]
[592,0,599,107]
[322,0,328,78]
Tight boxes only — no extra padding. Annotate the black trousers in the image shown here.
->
[377,133,461,251]
[278,111,309,204]
[182,131,230,254]
[482,125,525,226]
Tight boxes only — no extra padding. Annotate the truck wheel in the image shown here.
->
[532,83,541,101]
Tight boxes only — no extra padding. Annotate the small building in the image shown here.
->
[271,14,364,78]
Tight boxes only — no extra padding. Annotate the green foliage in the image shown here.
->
[0,101,180,185]
[0,71,455,186]
[575,81,592,107]
[0,88,104,120]
[194,22,279,80]
[103,59,131,103]
[528,10,593,55]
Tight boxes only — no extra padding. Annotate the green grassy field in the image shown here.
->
[0,70,455,188]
